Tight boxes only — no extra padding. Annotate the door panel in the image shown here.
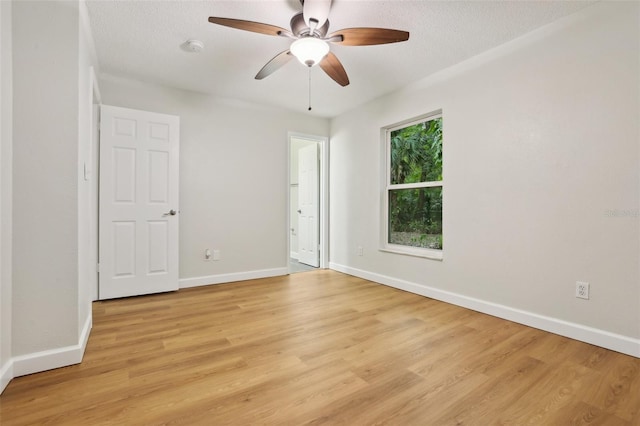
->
[113,221,135,277]
[99,105,180,299]
[147,221,168,274]
[148,151,169,203]
[113,148,136,202]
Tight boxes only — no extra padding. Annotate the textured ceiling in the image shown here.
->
[86,0,595,118]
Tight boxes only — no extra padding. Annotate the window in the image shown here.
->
[383,113,443,259]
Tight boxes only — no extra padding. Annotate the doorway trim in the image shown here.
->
[88,66,101,301]
[288,132,329,271]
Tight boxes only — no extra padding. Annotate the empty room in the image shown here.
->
[0,0,638,424]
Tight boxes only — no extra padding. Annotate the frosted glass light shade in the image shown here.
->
[290,37,330,67]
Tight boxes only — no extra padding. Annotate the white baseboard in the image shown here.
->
[0,358,13,394]
[11,311,93,378]
[290,251,299,260]
[329,263,640,358]
[179,267,289,289]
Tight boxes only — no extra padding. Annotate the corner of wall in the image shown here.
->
[0,358,13,394]
[9,0,86,383]
[0,0,13,396]
[11,311,92,378]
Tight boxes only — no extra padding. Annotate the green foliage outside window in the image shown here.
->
[388,117,443,250]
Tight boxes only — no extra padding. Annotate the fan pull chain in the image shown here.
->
[308,67,312,111]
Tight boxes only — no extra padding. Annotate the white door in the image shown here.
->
[99,105,180,299]
[298,144,319,267]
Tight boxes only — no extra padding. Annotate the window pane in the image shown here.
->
[388,186,442,250]
[390,117,442,185]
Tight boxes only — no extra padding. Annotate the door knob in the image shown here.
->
[297,209,302,214]
[164,209,177,216]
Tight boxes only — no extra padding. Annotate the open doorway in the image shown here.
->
[288,133,328,274]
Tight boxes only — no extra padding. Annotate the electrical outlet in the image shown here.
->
[576,281,589,300]
[357,246,363,256]
[212,250,221,261]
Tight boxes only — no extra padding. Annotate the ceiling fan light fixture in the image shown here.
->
[290,37,329,67]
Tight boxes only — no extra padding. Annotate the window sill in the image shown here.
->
[379,245,443,261]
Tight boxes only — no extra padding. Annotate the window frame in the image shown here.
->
[380,111,443,261]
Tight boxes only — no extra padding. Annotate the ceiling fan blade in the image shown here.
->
[255,50,294,80]
[303,0,332,29]
[208,17,292,37]
[319,52,349,87]
[327,28,409,46]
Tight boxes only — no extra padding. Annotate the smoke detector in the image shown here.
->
[181,39,204,53]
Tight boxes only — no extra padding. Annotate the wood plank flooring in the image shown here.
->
[1,270,638,425]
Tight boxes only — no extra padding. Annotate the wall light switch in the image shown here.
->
[83,162,91,181]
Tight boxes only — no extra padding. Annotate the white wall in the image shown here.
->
[329,2,639,356]
[9,0,94,379]
[0,0,13,394]
[99,76,329,286]
[12,0,79,356]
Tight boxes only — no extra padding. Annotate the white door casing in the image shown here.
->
[298,144,319,267]
[99,105,180,299]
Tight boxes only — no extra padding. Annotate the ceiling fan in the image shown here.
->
[208,0,409,87]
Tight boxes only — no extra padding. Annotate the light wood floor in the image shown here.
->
[1,270,638,425]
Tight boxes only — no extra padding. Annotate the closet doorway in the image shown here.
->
[288,133,328,273]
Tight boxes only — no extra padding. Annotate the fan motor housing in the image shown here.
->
[290,12,329,38]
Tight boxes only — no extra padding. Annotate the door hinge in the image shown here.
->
[96,263,100,273]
